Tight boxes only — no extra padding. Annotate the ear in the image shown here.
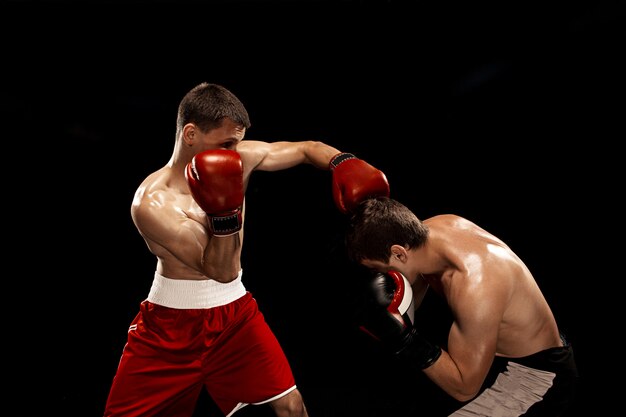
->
[390,244,408,263]
[182,123,196,147]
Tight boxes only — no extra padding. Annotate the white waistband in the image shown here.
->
[147,270,246,309]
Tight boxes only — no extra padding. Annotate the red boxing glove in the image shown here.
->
[330,152,390,214]
[185,149,244,236]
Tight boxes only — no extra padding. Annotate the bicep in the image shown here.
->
[238,140,312,172]
[446,284,506,391]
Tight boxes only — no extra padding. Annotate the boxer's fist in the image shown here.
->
[360,270,441,370]
[359,270,415,344]
[329,153,390,214]
[185,150,244,236]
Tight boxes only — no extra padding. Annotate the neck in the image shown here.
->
[168,139,194,171]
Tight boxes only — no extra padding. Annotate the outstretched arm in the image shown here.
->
[237,140,340,171]
[237,140,389,213]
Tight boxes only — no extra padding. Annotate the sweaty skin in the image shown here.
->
[131,119,339,282]
[130,116,339,416]
[361,214,563,402]
[132,118,339,283]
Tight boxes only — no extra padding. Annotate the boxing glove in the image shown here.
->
[185,149,244,236]
[329,152,390,214]
[360,270,441,370]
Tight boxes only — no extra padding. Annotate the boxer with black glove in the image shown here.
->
[329,152,390,214]
[185,149,244,236]
[360,270,442,371]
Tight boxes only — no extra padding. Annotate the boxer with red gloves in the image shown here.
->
[105,81,395,417]
[359,270,441,371]
[185,149,244,236]
[329,152,390,214]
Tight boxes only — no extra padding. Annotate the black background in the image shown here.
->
[4,1,623,416]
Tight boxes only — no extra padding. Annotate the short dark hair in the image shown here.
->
[176,82,251,133]
[345,197,429,263]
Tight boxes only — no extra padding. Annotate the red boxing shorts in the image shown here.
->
[104,270,297,417]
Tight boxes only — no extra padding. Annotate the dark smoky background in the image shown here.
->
[3,1,622,416]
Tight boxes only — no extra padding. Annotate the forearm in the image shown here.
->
[202,234,242,282]
[422,350,482,402]
[394,327,442,371]
[302,141,341,169]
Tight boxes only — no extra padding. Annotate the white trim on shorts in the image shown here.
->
[225,385,298,417]
[146,270,246,309]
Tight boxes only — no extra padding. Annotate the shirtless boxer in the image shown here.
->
[103,82,389,417]
[345,197,578,417]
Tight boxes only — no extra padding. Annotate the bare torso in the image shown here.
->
[422,214,562,358]
[129,139,338,283]
[130,153,258,282]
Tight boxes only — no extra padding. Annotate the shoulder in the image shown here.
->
[425,214,470,228]
[130,168,181,226]
[237,140,271,169]
[237,140,272,155]
[426,215,504,246]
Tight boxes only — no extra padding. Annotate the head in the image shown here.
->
[345,197,429,267]
[176,82,251,152]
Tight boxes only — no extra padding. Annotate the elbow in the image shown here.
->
[451,391,479,403]
[305,141,339,168]
[211,271,240,283]
[448,385,482,403]
[203,265,241,283]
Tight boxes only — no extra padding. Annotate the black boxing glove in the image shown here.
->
[360,270,442,370]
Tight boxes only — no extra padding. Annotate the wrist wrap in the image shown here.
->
[395,327,442,370]
[329,152,356,170]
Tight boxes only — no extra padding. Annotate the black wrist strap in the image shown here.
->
[329,152,356,170]
[396,327,442,370]
[210,211,242,236]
